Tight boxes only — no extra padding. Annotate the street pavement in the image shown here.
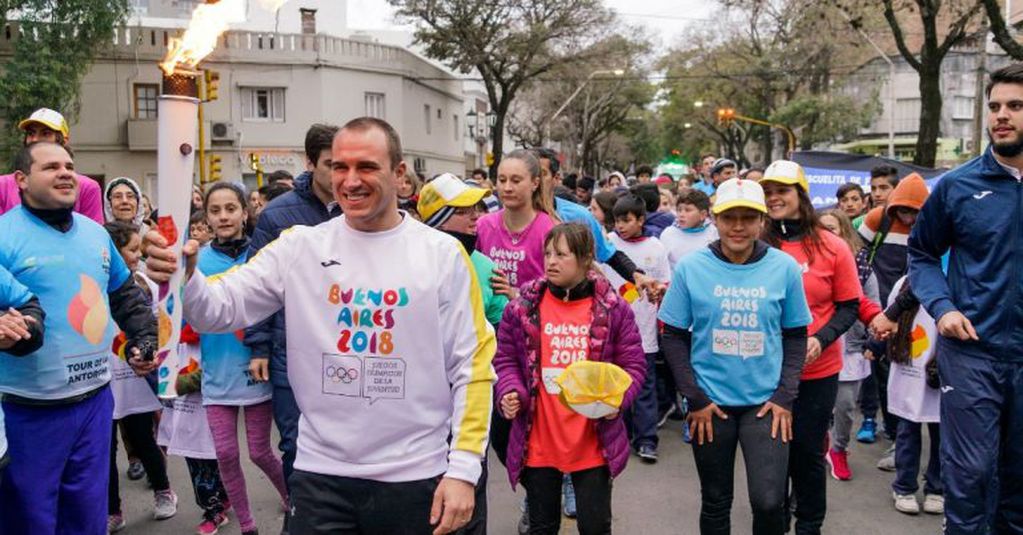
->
[121,419,943,534]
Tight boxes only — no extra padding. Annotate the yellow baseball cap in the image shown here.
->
[712,178,767,215]
[417,173,488,227]
[18,108,70,138]
[759,159,808,192]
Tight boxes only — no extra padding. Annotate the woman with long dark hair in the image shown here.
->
[759,161,863,534]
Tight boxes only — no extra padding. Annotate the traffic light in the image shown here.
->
[249,153,262,171]
[203,69,220,102]
[208,154,222,182]
[717,108,736,125]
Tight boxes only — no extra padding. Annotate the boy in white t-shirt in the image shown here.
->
[601,194,671,463]
[659,189,718,272]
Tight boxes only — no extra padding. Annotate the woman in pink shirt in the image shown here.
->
[476,150,559,300]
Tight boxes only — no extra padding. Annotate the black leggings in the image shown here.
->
[109,412,170,514]
[521,465,612,535]
[786,374,839,535]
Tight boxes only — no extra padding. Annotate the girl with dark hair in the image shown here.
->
[759,161,864,534]
[476,150,559,300]
[199,182,288,535]
[589,190,619,233]
[495,222,646,535]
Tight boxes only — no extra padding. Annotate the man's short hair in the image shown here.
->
[987,64,1023,98]
[534,148,560,175]
[869,165,900,186]
[636,164,654,177]
[267,170,293,185]
[471,168,487,179]
[14,142,66,175]
[305,123,339,165]
[339,117,403,170]
[259,182,292,202]
[612,194,647,220]
[677,189,711,212]
[629,183,661,213]
[836,183,865,199]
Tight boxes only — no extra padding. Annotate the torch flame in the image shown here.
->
[160,0,289,76]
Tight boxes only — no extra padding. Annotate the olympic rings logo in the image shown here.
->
[325,365,360,384]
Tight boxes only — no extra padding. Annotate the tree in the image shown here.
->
[390,0,613,176]
[983,0,1023,59]
[842,0,983,167]
[0,0,131,162]
[771,93,880,149]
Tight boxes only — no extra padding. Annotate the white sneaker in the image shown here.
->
[154,490,178,520]
[877,444,897,472]
[893,492,920,515]
[923,494,944,515]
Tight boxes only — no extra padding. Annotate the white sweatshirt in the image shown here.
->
[183,214,496,484]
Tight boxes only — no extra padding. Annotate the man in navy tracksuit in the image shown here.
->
[908,64,1023,534]
[243,124,341,533]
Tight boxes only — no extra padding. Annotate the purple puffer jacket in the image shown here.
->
[494,270,646,488]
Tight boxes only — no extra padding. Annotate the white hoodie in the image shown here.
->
[183,214,496,484]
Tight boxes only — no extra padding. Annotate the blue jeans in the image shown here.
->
[272,384,300,489]
[892,420,941,495]
[626,352,659,449]
[939,349,1023,535]
[0,387,114,535]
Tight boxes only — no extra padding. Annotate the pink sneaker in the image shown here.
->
[196,512,230,535]
[826,447,853,481]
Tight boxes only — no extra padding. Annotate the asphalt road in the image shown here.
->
[118,420,942,534]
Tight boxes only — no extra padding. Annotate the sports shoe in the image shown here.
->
[856,418,877,444]
[154,489,178,520]
[923,494,944,515]
[637,444,658,464]
[127,460,146,481]
[517,497,529,534]
[877,444,896,472]
[682,422,692,444]
[562,475,577,518]
[197,512,230,535]
[893,492,920,514]
[107,513,126,533]
[826,448,852,481]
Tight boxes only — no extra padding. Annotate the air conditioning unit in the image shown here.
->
[210,122,237,142]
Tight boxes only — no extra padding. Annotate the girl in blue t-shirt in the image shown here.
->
[198,183,288,535]
[658,178,811,535]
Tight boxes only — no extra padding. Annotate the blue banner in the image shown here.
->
[791,151,945,207]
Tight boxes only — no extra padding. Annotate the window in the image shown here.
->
[953,96,974,120]
[894,98,921,133]
[365,92,385,118]
[424,104,432,134]
[453,115,459,141]
[437,108,442,120]
[242,87,285,122]
[133,83,158,119]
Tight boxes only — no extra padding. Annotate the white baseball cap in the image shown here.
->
[712,177,767,215]
[18,108,70,138]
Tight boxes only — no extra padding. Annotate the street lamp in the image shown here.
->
[466,109,478,139]
[693,101,705,108]
[486,110,497,132]
[545,68,625,143]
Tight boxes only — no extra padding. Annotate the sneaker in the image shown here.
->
[517,497,529,535]
[856,418,877,444]
[682,422,692,444]
[877,444,896,472]
[197,512,230,535]
[637,444,658,464]
[923,494,944,515]
[562,476,577,518]
[826,448,852,481]
[893,492,920,514]
[107,513,126,533]
[127,460,146,481]
[154,490,178,520]
[656,405,677,428]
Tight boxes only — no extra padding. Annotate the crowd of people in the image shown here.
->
[0,63,1020,535]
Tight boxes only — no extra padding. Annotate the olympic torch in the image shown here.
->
[153,72,199,399]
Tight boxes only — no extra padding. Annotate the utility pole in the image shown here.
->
[973,19,989,157]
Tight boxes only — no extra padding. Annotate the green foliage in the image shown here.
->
[0,0,130,163]
[770,93,880,149]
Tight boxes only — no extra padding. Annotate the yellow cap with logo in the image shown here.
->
[18,108,70,138]
[759,160,808,192]
[417,173,488,228]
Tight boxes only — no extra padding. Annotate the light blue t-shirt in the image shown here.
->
[693,181,716,196]
[555,197,616,263]
[658,247,811,407]
[196,245,272,406]
[0,265,34,461]
[0,207,130,400]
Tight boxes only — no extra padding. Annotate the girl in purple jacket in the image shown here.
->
[494,222,646,535]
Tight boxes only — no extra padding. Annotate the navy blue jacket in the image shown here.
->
[908,149,1023,361]
[243,172,342,386]
[643,210,675,238]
